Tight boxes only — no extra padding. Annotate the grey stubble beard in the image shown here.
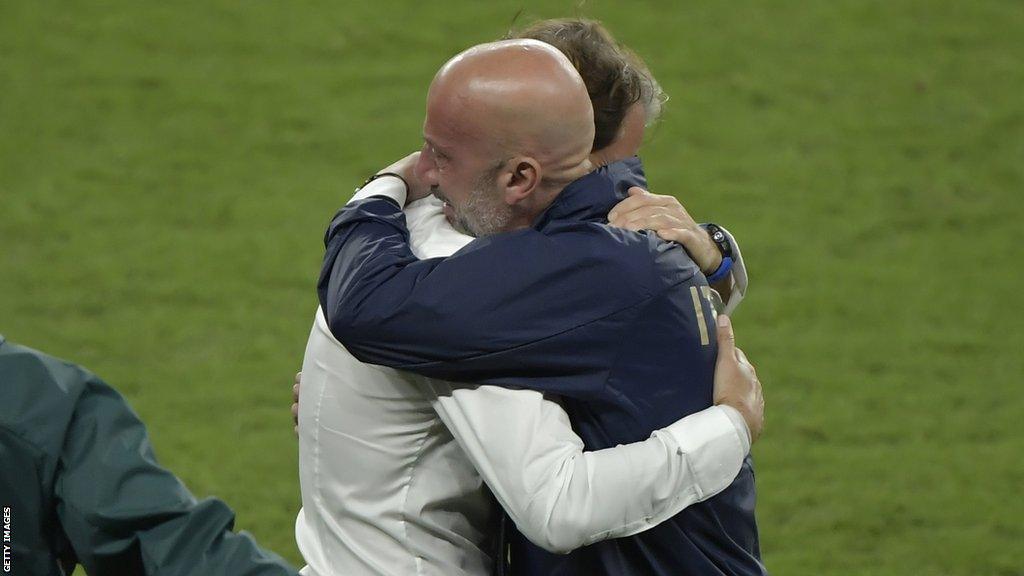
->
[441,165,513,238]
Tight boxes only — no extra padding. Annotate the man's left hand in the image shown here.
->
[607,187,722,275]
[377,152,432,204]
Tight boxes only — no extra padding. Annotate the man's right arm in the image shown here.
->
[427,314,763,554]
[430,386,749,554]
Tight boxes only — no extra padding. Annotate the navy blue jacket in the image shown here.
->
[318,158,765,576]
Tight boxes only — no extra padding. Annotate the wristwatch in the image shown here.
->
[700,223,734,283]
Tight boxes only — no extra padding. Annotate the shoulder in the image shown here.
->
[0,340,94,393]
[544,223,702,297]
[0,341,95,447]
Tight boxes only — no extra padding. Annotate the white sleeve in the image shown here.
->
[428,383,749,554]
[349,175,407,206]
[717,225,747,316]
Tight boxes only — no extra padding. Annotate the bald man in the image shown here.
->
[318,40,765,576]
[416,40,596,238]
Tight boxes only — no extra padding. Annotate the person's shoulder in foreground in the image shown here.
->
[0,335,298,576]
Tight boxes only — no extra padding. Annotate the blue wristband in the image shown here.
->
[705,256,733,284]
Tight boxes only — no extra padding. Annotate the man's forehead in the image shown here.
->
[423,102,480,151]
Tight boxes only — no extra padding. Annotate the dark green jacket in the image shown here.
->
[0,336,298,576]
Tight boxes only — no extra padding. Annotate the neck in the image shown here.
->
[589,142,636,168]
[589,149,614,168]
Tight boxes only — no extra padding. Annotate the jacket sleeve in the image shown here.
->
[54,376,298,576]
[429,383,749,553]
[317,191,657,395]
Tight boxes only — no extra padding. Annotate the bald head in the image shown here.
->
[429,40,594,179]
[415,40,596,237]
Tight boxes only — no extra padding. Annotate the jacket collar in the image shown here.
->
[533,156,648,229]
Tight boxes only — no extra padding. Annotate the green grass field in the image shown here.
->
[2,1,1022,574]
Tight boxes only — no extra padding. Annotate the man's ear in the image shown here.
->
[500,157,541,206]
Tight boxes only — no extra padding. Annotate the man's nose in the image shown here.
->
[414,146,437,185]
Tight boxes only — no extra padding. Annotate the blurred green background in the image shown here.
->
[2,1,1022,574]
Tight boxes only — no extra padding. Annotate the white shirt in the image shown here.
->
[295,178,752,576]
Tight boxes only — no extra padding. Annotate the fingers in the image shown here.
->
[734,346,751,368]
[608,187,678,222]
[716,314,736,357]
[609,199,696,237]
[711,318,765,443]
[656,227,697,245]
[295,371,302,385]
[608,191,647,223]
[732,346,761,404]
[617,210,687,231]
